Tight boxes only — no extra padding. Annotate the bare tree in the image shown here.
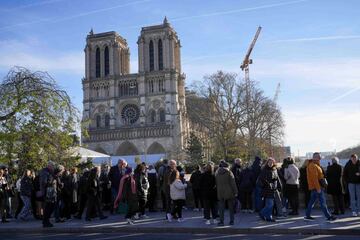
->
[188,71,284,162]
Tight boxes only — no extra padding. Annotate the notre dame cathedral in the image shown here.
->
[82,17,189,161]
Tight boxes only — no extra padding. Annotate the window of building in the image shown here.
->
[95,47,101,78]
[159,108,166,122]
[121,104,140,125]
[104,114,110,128]
[158,39,163,70]
[96,115,101,128]
[150,110,156,123]
[149,40,154,71]
[158,79,164,92]
[104,46,109,76]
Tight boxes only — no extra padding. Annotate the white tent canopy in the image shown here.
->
[68,146,111,165]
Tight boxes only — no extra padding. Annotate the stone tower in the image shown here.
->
[82,18,188,162]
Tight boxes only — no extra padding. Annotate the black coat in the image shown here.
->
[299,167,308,191]
[343,160,360,184]
[326,163,343,195]
[259,166,282,199]
[238,168,255,192]
[200,172,217,201]
[20,176,33,197]
[190,170,202,190]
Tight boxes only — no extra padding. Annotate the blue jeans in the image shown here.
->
[254,186,263,211]
[348,183,360,212]
[19,195,32,220]
[305,190,331,218]
[260,198,274,220]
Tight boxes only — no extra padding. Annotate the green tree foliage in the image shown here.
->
[186,132,204,165]
[0,67,79,173]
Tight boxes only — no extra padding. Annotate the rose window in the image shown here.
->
[121,104,140,125]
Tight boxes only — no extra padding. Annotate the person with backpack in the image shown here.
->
[114,167,138,225]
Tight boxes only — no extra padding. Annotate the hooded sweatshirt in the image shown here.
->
[215,167,238,200]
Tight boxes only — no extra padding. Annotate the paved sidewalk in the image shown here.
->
[0,209,359,235]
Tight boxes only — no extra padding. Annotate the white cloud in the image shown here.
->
[284,107,360,155]
[0,39,84,74]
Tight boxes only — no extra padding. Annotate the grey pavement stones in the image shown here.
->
[0,209,359,235]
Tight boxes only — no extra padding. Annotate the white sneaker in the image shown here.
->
[352,211,358,217]
[140,214,149,219]
[212,219,218,224]
[166,213,173,222]
[193,208,199,212]
[126,218,134,225]
[205,220,211,225]
[177,218,184,222]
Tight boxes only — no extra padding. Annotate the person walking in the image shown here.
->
[300,160,311,209]
[215,160,238,226]
[252,156,263,212]
[258,158,282,222]
[114,167,138,225]
[326,157,345,215]
[163,160,177,222]
[18,169,34,221]
[74,168,90,219]
[304,152,336,222]
[201,163,218,225]
[284,157,300,215]
[158,159,169,211]
[343,154,360,217]
[170,170,187,222]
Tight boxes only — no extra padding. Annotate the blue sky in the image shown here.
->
[1,0,360,156]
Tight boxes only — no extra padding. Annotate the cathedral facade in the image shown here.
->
[82,18,188,160]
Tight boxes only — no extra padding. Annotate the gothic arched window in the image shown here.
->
[159,109,166,122]
[104,46,109,76]
[104,114,110,128]
[95,47,101,78]
[96,115,101,128]
[158,39,163,70]
[149,40,154,71]
[150,110,156,123]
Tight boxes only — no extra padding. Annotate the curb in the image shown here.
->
[1,226,360,236]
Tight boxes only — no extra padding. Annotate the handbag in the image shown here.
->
[319,178,328,189]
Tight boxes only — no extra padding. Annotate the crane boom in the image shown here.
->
[240,26,262,71]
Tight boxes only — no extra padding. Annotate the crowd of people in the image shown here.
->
[0,153,359,227]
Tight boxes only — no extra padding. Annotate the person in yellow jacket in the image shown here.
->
[304,152,336,222]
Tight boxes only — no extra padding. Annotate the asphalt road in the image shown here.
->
[0,233,359,240]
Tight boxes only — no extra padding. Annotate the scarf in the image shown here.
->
[114,174,136,208]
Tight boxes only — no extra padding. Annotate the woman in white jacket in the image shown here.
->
[170,170,187,222]
[284,158,300,215]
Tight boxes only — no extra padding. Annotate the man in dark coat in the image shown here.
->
[147,165,157,212]
[190,165,203,211]
[74,168,90,219]
[39,161,56,228]
[108,159,128,214]
[326,157,345,215]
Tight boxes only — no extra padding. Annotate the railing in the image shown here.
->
[83,124,173,142]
